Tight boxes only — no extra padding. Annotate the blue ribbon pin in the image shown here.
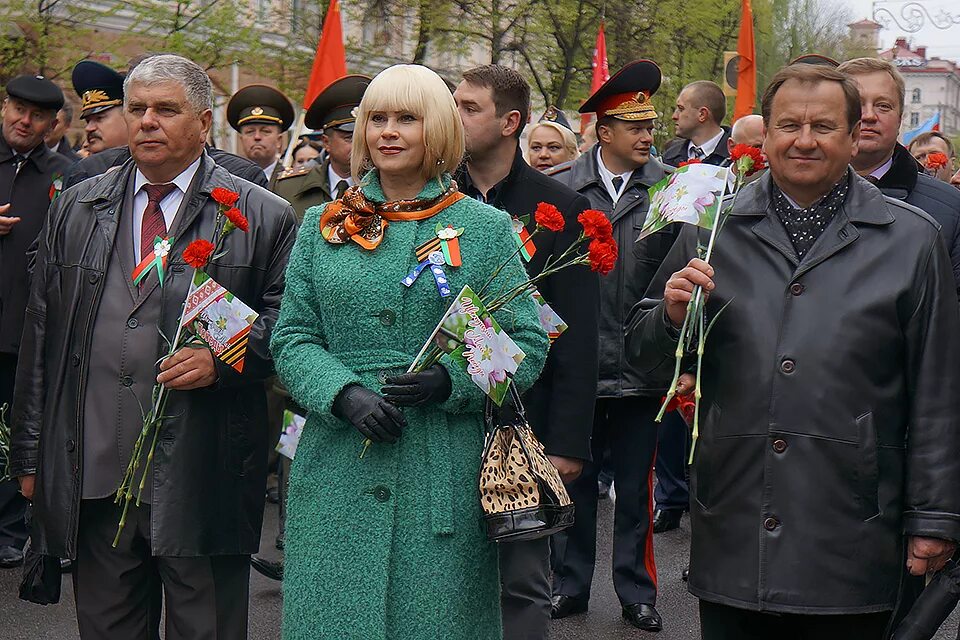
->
[402,251,452,297]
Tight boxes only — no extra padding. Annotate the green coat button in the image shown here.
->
[372,485,391,502]
[377,309,396,326]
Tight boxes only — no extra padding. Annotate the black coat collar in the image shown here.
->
[874,143,920,195]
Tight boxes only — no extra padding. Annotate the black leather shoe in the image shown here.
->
[681,566,689,582]
[60,558,74,574]
[551,594,588,619]
[622,603,662,632]
[250,556,283,581]
[0,545,24,568]
[652,509,682,533]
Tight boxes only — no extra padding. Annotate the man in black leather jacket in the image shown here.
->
[10,54,296,640]
[839,57,960,297]
[628,62,960,640]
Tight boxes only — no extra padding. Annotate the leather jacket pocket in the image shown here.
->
[691,402,721,511]
[856,411,880,522]
[222,401,252,476]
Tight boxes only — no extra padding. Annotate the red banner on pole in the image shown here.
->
[733,0,756,122]
[581,22,610,134]
[303,0,348,110]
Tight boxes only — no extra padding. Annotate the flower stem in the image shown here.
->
[689,306,706,465]
[655,302,694,422]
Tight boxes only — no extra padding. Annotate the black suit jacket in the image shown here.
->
[456,149,599,461]
[63,145,269,190]
[661,127,731,168]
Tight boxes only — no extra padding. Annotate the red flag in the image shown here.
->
[303,0,348,110]
[733,0,756,122]
[581,22,610,134]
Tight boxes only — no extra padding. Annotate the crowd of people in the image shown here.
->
[1,43,960,640]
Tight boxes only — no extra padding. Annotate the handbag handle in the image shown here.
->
[484,379,527,433]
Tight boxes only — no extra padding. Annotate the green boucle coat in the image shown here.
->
[272,172,549,640]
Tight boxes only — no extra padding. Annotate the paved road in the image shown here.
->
[1,496,957,639]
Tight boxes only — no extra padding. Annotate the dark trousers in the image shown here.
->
[552,396,660,606]
[74,498,251,640]
[653,410,690,512]
[500,536,551,640]
[699,600,891,640]
[0,352,27,549]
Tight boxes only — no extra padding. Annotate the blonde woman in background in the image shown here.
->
[527,114,579,172]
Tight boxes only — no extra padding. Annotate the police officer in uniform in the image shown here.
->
[273,74,370,221]
[0,75,72,569]
[226,84,294,190]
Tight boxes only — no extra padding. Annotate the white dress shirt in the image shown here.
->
[327,163,353,197]
[263,159,278,182]
[688,128,725,160]
[132,155,202,259]
[869,156,894,181]
[596,147,633,204]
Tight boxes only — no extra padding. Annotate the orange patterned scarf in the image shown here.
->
[320,181,466,250]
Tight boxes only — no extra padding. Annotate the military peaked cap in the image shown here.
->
[72,60,124,119]
[579,60,661,121]
[305,75,371,133]
[227,85,294,132]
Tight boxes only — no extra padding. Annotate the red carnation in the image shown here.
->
[663,393,697,423]
[926,152,950,170]
[730,144,766,176]
[578,209,613,240]
[678,158,702,167]
[224,207,249,232]
[587,237,618,275]
[534,202,565,232]
[211,187,239,207]
[183,239,216,269]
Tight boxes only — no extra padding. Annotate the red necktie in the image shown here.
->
[140,183,176,260]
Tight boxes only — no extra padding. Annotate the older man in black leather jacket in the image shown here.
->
[10,54,296,640]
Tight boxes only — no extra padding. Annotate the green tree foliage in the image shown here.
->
[0,0,114,83]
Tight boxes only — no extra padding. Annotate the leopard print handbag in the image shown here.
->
[478,383,575,542]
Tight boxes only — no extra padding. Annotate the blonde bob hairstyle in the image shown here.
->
[351,64,465,183]
[526,121,580,164]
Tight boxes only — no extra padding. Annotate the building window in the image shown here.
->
[912,88,921,104]
[910,112,920,126]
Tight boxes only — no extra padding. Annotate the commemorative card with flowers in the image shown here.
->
[113,186,255,545]
[360,202,619,456]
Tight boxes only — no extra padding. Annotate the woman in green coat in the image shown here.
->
[271,64,549,640]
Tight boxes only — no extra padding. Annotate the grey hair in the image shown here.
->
[60,101,73,122]
[123,54,213,113]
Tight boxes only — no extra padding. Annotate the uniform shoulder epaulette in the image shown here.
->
[545,161,573,177]
[277,164,312,181]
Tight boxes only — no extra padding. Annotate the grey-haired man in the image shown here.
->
[10,54,297,639]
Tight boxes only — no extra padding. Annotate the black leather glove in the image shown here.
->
[381,365,452,407]
[331,384,406,443]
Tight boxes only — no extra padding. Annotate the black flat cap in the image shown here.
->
[5,74,64,111]
[72,60,124,119]
[227,85,294,132]
[305,75,370,133]
[579,60,661,120]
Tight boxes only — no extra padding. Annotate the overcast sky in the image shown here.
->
[842,0,960,59]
